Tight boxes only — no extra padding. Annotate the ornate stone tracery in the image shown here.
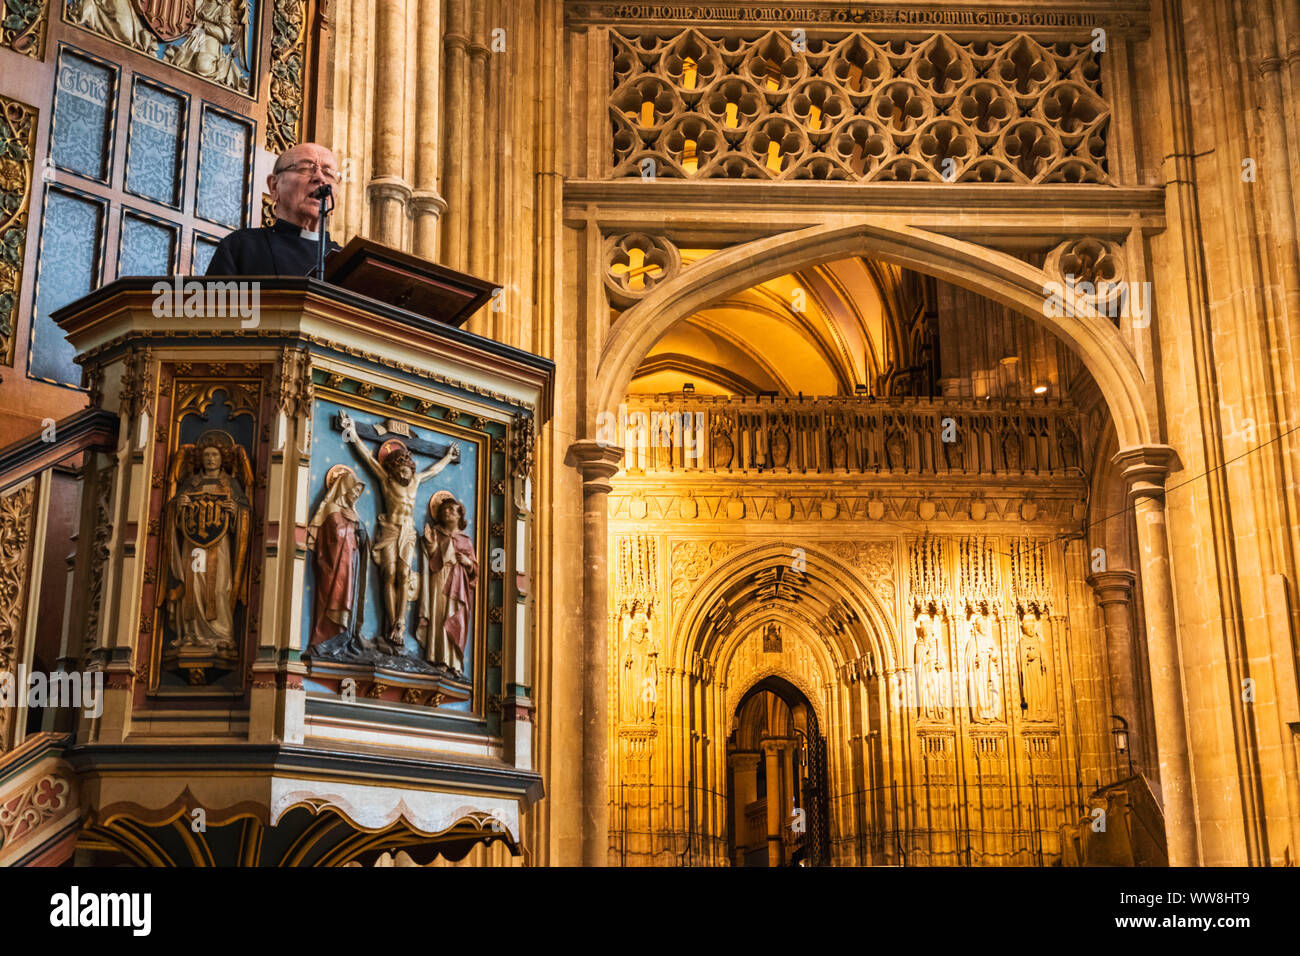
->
[610,30,1110,184]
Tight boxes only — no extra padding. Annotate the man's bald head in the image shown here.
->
[268,143,340,231]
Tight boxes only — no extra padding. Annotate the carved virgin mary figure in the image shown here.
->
[620,604,658,724]
[964,613,1002,723]
[417,491,478,676]
[305,465,369,656]
[1018,615,1052,720]
[160,432,251,651]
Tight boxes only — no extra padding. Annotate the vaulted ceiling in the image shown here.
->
[628,253,920,397]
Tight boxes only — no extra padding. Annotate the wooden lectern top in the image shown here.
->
[323,236,497,328]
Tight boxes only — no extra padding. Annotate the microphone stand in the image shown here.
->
[312,184,334,280]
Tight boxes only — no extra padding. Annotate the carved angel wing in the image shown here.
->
[233,443,254,497]
[229,444,254,603]
[156,444,197,608]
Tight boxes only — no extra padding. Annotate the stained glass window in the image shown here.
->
[30,187,105,387]
[50,48,117,182]
[126,79,186,207]
[196,107,251,230]
[119,211,177,277]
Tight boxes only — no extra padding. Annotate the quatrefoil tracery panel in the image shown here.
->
[610,31,1111,185]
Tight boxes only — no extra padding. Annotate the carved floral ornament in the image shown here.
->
[611,31,1111,184]
[605,232,681,306]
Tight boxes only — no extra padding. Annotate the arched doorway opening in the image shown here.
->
[727,676,831,867]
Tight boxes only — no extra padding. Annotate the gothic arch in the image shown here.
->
[594,220,1155,448]
[671,540,900,677]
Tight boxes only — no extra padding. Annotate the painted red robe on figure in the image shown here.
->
[311,510,364,647]
[419,524,477,668]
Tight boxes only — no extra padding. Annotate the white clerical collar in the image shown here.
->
[300,227,317,240]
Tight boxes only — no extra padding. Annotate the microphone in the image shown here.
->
[310,183,333,200]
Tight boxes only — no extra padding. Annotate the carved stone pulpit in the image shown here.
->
[49,276,552,865]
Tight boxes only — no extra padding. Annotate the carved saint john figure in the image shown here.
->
[417,491,477,675]
[340,410,459,652]
[306,465,369,654]
[160,432,252,650]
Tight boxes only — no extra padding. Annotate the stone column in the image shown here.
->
[729,752,759,866]
[569,439,623,866]
[368,0,409,247]
[1113,445,1198,865]
[762,741,783,867]
[440,0,471,270]
[411,0,445,258]
[1088,569,1141,778]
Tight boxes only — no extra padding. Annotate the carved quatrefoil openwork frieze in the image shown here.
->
[610,31,1111,185]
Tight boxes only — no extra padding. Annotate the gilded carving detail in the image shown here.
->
[0,96,38,366]
[267,0,309,154]
[67,0,257,96]
[0,0,48,57]
[0,482,36,752]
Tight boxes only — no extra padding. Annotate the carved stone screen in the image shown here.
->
[196,107,252,230]
[50,47,118,183]
[610,31,1110,183]
[118,211,178,277]
[126,79,187,208]
[30,187,104,387]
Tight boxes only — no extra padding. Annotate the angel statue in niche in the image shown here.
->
[305,465,370,659]
[417,491,478,677]
[159,431,252,651]
[338,410,459,653]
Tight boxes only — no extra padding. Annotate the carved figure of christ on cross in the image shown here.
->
[338,410,459,651]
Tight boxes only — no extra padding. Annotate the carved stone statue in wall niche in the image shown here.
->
[963,613,1002,723]
[1002,428,1022,470]
[1018,615,1052,720]
[913,612,948,720]
[620,602,658,724]
[160,431,251,652]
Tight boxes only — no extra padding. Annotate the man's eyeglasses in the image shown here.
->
[274,160,340,184]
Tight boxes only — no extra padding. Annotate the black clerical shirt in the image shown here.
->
[205,218,342,277]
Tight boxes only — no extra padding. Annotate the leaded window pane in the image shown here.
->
[119,211,177,276]
[192,233,220,274]
[196,107,251,230]
[126,79,186,207]
[50,48,117,182]
[31,187,104,387]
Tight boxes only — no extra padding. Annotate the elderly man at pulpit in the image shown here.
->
[205,142,343,276]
